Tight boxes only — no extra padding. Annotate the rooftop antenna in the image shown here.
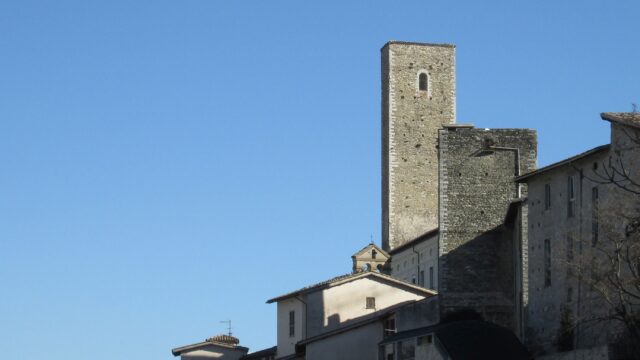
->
[220,320,232,337]
[370,234,373,244]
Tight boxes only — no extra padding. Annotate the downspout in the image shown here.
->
[294,296,308,340]
[412,246,421,286]
[488,146,521,196]
[576,169,584,348]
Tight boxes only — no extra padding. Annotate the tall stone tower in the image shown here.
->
[381,41,456,251]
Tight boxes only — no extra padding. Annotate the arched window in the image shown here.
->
[418,73,428,91]
[372,250,377,259]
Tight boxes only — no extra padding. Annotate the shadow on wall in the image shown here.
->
[439,224,518,331]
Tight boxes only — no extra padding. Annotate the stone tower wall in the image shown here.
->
[382,41,456,251]
[438,127,537,330]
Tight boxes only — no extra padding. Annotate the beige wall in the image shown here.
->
[305,277,428,337]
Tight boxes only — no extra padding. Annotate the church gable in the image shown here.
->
[351,243,390,273]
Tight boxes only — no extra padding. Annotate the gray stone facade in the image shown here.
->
[437,126,537,330]
[383,41,538,336]
[381,41,456,251]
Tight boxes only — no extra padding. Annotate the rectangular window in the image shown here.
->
[384,317,396,337]
[567,287,573,302]
[567,235,574,262]
[567,176,575,218]
[429,266,434,289]
[544,238,551,287]
[366,297,376,309]
[288,311,295,337]
[419,270,425,287]
[544,183,551,210]
[592,187,599,246]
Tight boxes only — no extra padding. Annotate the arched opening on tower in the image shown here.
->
[418,72,428,91]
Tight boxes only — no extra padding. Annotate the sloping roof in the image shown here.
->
[241,346,276,359]
[601,112,640,129]
[380,320,529,360]
[297,300,418,346]
[388,228,439,255]
[515,144,610,182]
[266,271,437,304]
[352,243,390,259]
[171,339,249,356]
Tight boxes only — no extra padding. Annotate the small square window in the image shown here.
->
[366,297,376,309]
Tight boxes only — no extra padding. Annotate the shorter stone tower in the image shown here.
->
[437,125,537,330]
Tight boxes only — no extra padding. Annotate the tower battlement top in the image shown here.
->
[381,41,456,50]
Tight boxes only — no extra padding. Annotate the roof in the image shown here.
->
[382,41,455,49]
[379,320,529,360]
[266,271,437,304]
[297,300,419,346]
[388,228,439,255]
[601,112,640,130]
[241,346,276,359]
[515,144,610,182]
[171,339,249,356]
[352,243,390,259]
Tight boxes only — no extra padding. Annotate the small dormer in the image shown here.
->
[351,243,390,273]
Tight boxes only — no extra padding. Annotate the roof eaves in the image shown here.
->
[515,144,610,182]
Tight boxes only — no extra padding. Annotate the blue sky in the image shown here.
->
[0,1,638,359]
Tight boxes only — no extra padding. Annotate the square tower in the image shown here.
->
[382,41,456,251]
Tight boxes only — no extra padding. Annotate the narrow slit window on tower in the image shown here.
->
[418,73,428,91]
[544,238,551,287]
[592,186,599,246]
[567,175,575,218]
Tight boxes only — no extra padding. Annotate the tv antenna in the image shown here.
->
[220,320,232,337]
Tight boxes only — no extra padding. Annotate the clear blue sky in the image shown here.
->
[0,1,638,359]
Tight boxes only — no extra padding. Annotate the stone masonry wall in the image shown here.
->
[438,127,537,330]
[382,41,456,251]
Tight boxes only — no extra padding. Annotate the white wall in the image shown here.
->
[389,235,438,290]
[276,298,305,358]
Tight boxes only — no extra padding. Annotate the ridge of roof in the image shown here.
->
[515,144,610,182]
[266,271,437,304]
[388,228,439,255]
